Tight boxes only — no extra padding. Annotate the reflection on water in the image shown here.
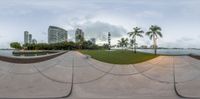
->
[0,50,13,56]
[0,50,57,57]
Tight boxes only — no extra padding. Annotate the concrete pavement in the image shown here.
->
[0,51,200,98]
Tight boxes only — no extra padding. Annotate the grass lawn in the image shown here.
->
[79,50,158,64]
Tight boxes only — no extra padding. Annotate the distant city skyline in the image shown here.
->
[24,31,37,44]
[24,31,29,44]
[0,0,200,48]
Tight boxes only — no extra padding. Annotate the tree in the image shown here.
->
[10,42,22,49]
[130,39,137,52]
[103,44,110,49]
[77,34,84,49]
[14,41,101,51]
[117,38,129,50]
[146,25,163,55]
[82,40,93,49]
[128,27,144,53]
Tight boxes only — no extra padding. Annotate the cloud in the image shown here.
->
[0,0,200,48]
[65,21,127,42]
[135,11,163,18]
[159,37,200,48]
[55,13,127,42]
[176,37,193,42]
[82,21,126,41]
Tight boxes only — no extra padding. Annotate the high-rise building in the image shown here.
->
[24,31,37,44]
[48,26,68,44]
[90,38,96,44]
[28,34,32,44]
[32,39,37,44]
[75,28,84,42]
[24,31,29,44]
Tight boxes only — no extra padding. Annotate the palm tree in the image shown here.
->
[128,27,144,53]
[117,38,129,50]
[130,39,137,52]
[146,25,163,55]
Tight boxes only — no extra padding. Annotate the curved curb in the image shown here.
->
[34,55,114,84]
[0,51,66,64]
[172,56,200,99]
[0,53,74,99]
[8,60,62,75]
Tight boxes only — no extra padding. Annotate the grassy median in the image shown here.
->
[79,50,158,64]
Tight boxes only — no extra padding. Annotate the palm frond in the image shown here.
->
[157,31,163,38]
[147,25,162,39]
[155,25,161,31]
[146,31,152,36]
[138,30,144,33]
[149,35,153,40]
[127,32,133,35]
[137,33,143,37]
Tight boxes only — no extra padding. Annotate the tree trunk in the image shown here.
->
[153,35,157,55]
[132,45,134,52]
[134,45,136,53]
[134,37,136,53]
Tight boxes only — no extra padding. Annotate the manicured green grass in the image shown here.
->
[79,50,158,64]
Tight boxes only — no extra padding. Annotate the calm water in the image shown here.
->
[137,49,200,55]
[0,50,56,57]
[0,50,14,56]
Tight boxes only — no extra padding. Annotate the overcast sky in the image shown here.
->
[0,0,200,48]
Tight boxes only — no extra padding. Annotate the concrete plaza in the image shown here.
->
[0,51,200,99]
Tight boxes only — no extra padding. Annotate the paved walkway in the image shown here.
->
[0,51,200,99]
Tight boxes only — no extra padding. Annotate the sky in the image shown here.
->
[0,0,200,48]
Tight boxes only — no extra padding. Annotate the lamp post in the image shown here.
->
[108,32,111,50]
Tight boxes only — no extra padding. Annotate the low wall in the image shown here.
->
[0,51,67,64]
[190,54,200,60]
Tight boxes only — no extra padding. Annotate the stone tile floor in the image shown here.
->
[0,51,200,99]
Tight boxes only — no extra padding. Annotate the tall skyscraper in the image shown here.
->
[48,26,68,44]
[24,31,29,44]
[28,34,32,44]
[24,31,36,44]
[32,39,37,44]
[75,28,84,42]
[90,38,96,44]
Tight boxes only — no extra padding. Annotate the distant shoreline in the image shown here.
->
[0,48,200,50]
[0,49,14,50]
